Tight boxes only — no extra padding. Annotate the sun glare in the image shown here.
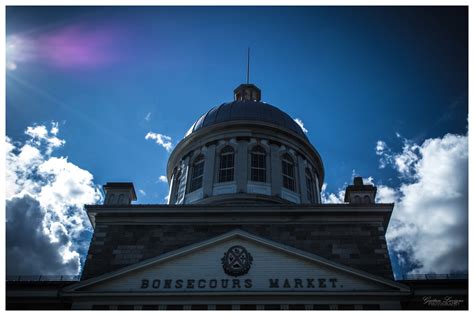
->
[6,35,33,71]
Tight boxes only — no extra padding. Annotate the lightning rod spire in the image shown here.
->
[233,47,261,102]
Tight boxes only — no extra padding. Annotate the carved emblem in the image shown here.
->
[221,245,253,277]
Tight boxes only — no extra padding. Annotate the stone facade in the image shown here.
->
[81,205,394,281]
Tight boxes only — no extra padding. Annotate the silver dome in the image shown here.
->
[185,101,307,139]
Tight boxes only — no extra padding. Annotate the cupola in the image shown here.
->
[233,83,261,102]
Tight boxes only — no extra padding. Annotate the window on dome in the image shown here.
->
[305,168,315,203]
[250,146,266,182]
[282,154,296,191]
[189,154,204,192]
[218,146,234,182]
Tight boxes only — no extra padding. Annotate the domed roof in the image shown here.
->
[186,100,308,139]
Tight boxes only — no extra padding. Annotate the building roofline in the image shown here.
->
[85,203,394,229]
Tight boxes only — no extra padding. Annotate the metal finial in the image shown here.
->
[246,47,250,84]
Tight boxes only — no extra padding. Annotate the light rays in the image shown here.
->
[6,72,124,143]
[6,21,122,71]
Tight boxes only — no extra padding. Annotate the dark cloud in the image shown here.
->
[6,195,80,276]
[6,124,101,277]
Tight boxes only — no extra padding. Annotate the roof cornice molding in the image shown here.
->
[85,203,394,229]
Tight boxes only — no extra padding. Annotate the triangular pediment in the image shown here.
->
[64,229,409,294]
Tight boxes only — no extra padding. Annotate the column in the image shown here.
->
[270,144,282,196]
[315,174,321,203]
[298,155,309,203]
[236,140,248,193]
[167,173,176,204]
[202,144,216,198]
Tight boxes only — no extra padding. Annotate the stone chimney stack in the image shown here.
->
[344,177,377,204]
[103,182,137,205]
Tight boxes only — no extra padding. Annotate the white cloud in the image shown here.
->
[37,157,100,223]
[51,121,59,135]
[393,141,421,178]
[294,118,308,133]
[375,185,397,204]
[381,133,468,275]
[362,176,374,185]
[158,175,168,183]
[376,135,422,177]
[375,140,387,156]
[25,123,65,155]
[145,112,151,121]
[321,183,345,204]
[6,122,102,275]
[375,139,394,169]
[322,132,467,276]
[145,132,173,152]
[138,189,146,196]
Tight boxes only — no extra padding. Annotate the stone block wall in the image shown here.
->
[82,222,393,280]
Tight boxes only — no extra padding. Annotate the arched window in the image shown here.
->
[364,195,371,204]
[218,146,234,182]
[108,194,115,204]
[189,154,205,192]
[281,154,296,191]
[354,195,361,204]
[250,146,266,182]
[305,168,315,203]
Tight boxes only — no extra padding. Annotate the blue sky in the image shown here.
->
[6,6,468,279]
